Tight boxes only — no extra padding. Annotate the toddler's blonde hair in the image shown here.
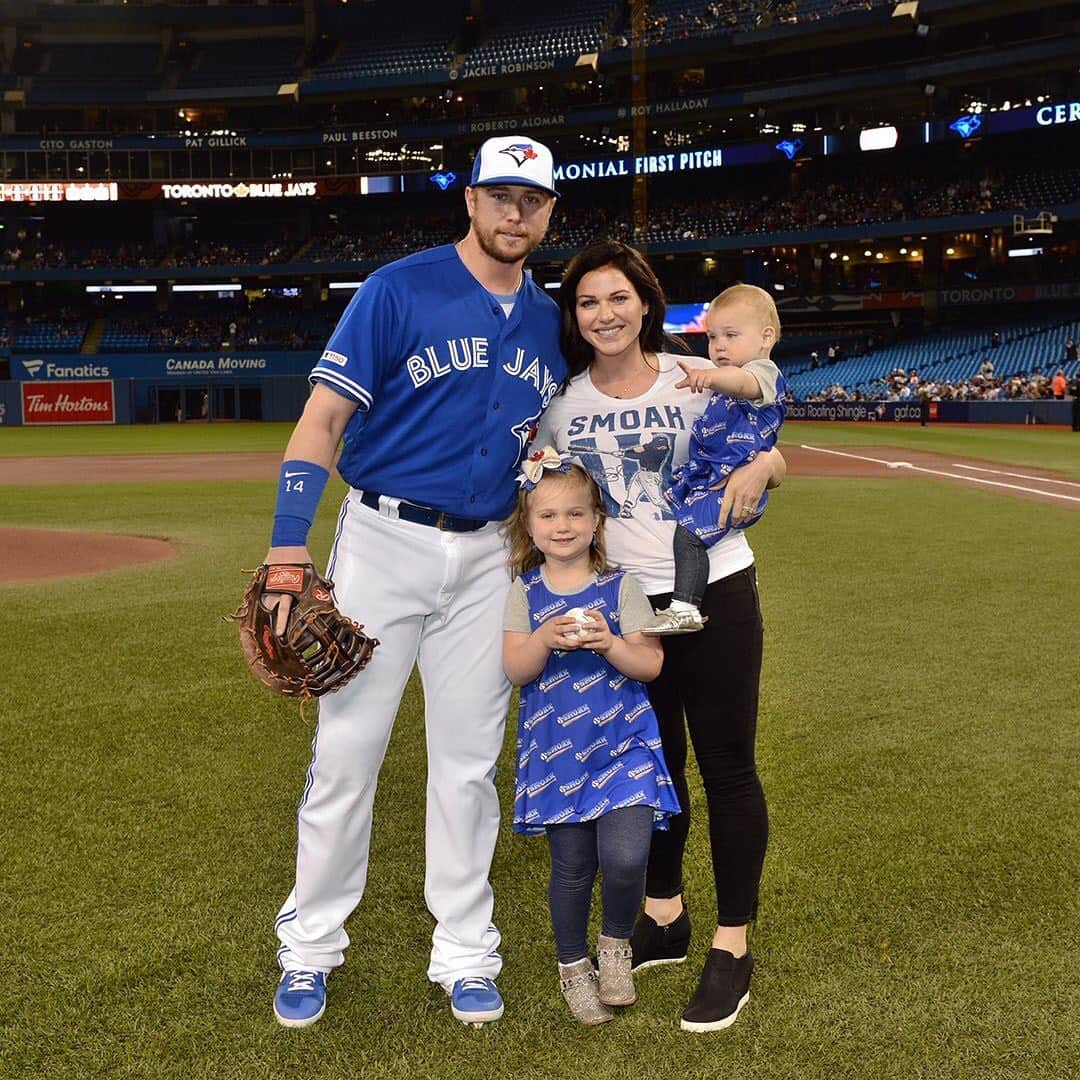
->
[502,464,610,580]
[709,283,782,345]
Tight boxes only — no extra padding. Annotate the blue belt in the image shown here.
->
[359,491,488,533]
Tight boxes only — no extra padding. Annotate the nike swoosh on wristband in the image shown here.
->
[284,471,309,478]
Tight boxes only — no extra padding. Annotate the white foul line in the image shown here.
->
[799,444,1080,504]
[949,462,1080,488]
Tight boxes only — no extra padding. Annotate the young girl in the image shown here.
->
[502,448,681,1025]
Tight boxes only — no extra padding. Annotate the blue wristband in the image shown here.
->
[271,459,330,547]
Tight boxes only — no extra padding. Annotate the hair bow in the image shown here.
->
[517,445,572,490]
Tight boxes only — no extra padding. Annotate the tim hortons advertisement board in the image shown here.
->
[21,380,115,424]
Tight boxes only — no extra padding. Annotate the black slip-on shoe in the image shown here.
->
[629,905,691,971]
[680,948,753,1032]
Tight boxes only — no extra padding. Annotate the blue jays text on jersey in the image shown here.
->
[310,244,566,521]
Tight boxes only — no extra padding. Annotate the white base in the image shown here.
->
[680,990,749,1033]
[274,1001,326,1028]
[452,1003,504,1026]
[633,954,688,972]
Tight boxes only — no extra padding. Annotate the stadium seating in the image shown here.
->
[13,316,87,353]
[465,0,616,65]
[308,1,459,81]
[180,39,302,89]
[785,317,1080,398]
[35,43,161,95]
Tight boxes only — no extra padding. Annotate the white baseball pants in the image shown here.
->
[275,490,511,985]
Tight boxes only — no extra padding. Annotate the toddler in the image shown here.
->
[645,284,787,635]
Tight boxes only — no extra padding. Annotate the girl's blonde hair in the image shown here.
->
[503,464,610,580]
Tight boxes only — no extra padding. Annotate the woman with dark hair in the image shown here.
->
[534,240,785,1032]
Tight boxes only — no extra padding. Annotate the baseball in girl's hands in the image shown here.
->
[537,613,588,652]
[571,608,615,654]
[563,607,592,639]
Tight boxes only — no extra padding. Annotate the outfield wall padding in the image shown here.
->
[787,400,1072,424]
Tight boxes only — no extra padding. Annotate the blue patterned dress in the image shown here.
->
[512,568,681,835]
[665,373,787,546]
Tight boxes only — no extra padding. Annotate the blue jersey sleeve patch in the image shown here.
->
[309,275,402,410]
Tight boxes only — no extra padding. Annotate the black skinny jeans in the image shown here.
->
[646,565,768,926]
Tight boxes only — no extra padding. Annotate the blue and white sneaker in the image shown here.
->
[273,969,328,1028]
[449,976,504,1026]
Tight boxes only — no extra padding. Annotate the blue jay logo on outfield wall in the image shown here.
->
[949,114,982,138]
[429,171,457,190]
[775,139,802,161]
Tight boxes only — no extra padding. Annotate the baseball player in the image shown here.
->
[264,135,566,1028]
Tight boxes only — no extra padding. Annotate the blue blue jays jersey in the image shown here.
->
[310,244,566,520]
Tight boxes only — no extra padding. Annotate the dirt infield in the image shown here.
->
[0,451,280,486]
[0,445,1074,583]
[0,527,175,582]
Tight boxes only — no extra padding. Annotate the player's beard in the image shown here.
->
[473,221,543,265]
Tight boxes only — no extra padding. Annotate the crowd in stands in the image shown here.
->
[305,219,457,265]
[163,239,293,269]
[97,305,343,353]
[30,240,165,271]
[632,0,888,43]
[802,367,1073,402]
[11,309,87,351]
[2,161,1073,275]
[12,0,903,102]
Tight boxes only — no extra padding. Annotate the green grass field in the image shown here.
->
[1,424,1078,1079]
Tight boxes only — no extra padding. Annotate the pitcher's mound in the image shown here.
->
[0,527,175,582]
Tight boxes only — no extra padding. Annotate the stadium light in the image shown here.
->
[859,126,899,151]
[172,283,242,292]
[85,285,157,294]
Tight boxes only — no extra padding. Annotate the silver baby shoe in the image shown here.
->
[597,933,636,1006]
[558,959,614,1025]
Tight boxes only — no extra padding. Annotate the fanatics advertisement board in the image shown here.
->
[11,352,318,381]
[21,380,115,424]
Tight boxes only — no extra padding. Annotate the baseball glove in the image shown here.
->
[227,563,378,710]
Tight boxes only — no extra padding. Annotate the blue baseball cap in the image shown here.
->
[469,136,560,198]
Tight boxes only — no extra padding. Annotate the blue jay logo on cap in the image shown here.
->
[499,143,539,168]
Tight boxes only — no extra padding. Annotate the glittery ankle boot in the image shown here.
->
[597,933,636,1006]
[558,959,614,1025]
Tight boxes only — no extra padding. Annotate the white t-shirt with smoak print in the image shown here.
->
[534,352,778,595]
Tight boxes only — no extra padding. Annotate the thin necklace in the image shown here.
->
[612,348,660,398]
